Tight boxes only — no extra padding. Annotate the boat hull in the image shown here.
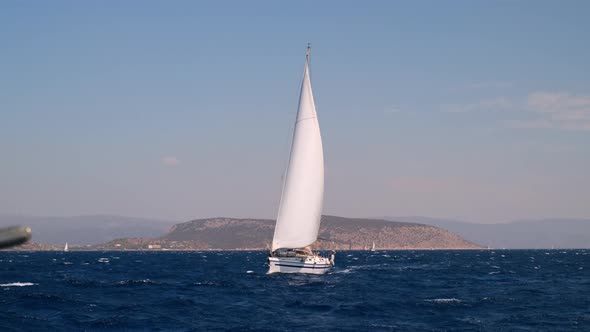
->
[268,256,332,274]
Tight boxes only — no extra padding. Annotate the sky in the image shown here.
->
[1,1,589,223]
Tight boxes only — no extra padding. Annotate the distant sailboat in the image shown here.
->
[267,45,334,274]
[371,241,376,252]
[64,242,69,252]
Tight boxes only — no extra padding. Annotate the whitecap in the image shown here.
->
[1,282,37,287]
[371,324,397,328]
[138,279,154,284]
[246,270,254,274]
[115,279,155,285]
[426,298,462,303]
[333,268,352,274]
[193,281,219,286]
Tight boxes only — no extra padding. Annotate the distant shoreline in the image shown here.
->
[3,247,587,252]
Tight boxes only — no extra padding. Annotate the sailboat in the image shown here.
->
[267,46,334,274]
[64,242,69,252]
[371,241,376,252]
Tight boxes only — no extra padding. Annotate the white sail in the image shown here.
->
[64,242,68,252]
[271,47,324,251]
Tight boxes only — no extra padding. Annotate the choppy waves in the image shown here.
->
[0,250,588,331]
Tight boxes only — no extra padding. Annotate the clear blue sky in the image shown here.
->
[1,1,589,222]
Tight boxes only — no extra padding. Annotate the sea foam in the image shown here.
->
[1,282,37,287]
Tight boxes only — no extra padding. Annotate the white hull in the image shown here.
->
[268,256,332,274]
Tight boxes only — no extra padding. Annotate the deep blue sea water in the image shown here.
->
[0,250,588,331]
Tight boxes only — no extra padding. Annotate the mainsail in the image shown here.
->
[271,47,324,251]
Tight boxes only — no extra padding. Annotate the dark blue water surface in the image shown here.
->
[1,250,588,331]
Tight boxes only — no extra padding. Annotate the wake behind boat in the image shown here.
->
[267,45,334,274]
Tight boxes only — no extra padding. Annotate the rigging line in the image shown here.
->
[295,116,318,124]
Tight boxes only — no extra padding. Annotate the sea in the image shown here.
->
[0,250,588,331]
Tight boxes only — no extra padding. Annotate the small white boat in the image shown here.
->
[64,242,69,252]
[268,45,334,274]
[371,241,376,252]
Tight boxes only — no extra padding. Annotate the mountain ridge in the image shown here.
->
[156,215,482,250]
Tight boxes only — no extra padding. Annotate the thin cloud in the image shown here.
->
[445,91,590,132]
[446,81,513,93]
[443,97,514,113]
[525,92,590,132]
[162,156,180,166]
[507,119,553,130]
[509,140,579,153]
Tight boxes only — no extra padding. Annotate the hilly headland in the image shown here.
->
[91,215,482,250]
